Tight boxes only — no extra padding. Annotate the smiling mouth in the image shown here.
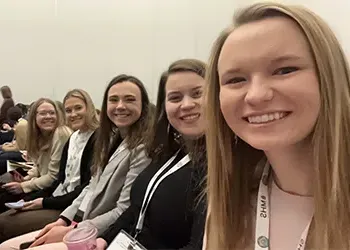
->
[244,111,291,124]
[180,114,200,121]
[115,114,130,118]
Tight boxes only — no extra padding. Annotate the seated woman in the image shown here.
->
[0,110,28,175]
[0,74,153,249]
[0,89,99,242]
[96,59,207,250]
[0,98,72,213]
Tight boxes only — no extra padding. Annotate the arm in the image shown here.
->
[79,145,151,235]
[60,180,92,222]
[21,127,71,193]
[24,140,70,202]
[101,205,136,245]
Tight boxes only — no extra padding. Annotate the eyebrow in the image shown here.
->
[167,86,203,96]
[221,55,303,78]
[109,94,136,98]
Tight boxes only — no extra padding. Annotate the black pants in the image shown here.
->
[0,151,24,175]
[0,188,27,213]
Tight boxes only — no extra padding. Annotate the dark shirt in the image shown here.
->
[102,149,207,250]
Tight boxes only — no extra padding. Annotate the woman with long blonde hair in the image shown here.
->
[204,2,350,250]
[0,98,72,213]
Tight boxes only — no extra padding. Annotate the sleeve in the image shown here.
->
[43,181,89,210]
[21,127,71,193]
[78,145,151,235]
[60,180,92,221]
[25,140,70,203]
[14,119,28,150]
[101,205,137,245]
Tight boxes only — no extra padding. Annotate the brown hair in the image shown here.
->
[147,59,206,159]
[92,74,153,174]
[0,86,12,99]
[63,89,99,131]
[26,98,67,160]
[205,2,350,250]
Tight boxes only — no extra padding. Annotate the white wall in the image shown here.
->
[234,0,350,56]
[0,0,237,107]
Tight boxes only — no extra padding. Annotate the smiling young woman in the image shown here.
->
[204,2,350,250]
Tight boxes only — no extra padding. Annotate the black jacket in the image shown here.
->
[102,149,207,250]
[23,131,96,210]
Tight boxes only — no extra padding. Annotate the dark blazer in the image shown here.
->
[23,130,96,210]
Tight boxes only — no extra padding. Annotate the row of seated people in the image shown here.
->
[0,58,206,250]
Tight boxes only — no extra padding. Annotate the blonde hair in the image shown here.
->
[26,98,67,160]
[205,2,350,250]
[63,89,100,131]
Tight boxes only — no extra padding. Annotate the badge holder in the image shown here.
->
[108,230,146,250]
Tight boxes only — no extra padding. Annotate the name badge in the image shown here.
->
[107,230,147,250]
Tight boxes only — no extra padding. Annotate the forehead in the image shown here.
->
[166,72,204,92]
[37,102,55,111]
[108,81,142,97]
[218,17,312,72]
[65,96,85,106]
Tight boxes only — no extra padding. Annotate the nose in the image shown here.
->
[116,100,126,110]
[244,76,273,106]
[181,96,196,110]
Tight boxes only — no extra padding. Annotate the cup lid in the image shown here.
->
[64,226,98,243]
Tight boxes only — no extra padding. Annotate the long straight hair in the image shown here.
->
[92,74,153,174]
[147,59,206,159]
[205,2,350,250]
[26,98,67,160]
[63,89,100,131]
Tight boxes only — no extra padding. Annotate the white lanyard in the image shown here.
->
[135,150,190,235]
[254,164,311,250]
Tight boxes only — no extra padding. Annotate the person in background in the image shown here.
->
[0,98,72,213]
[0,89,99,243]
[0,106,23,146]
[203,2,350,250]
[15,103,29,119]
[2,74,153,249]
[0,108,28,175]
[0,86,14,126]
[96,59,207,250]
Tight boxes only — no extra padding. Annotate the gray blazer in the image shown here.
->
[60,140,151,235]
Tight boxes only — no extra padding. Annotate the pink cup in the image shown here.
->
[63,225,98,250]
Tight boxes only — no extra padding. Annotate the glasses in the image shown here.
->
[37,110,56,117]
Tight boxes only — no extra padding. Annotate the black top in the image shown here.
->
[23,131,96,210]
[102,149,207,250]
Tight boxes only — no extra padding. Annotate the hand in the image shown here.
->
[2,182,23,194]
[96,238,108,250]
[12,170,24,182]
[35,218,68,240]
[30,225,73,247]
[21,151,29,162]
[2,123,11,131]
[21,198,43,211]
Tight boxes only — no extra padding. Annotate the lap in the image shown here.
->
[0,209,61,242]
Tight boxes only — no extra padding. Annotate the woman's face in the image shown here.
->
[36,102,58,133]
[165,71,205,139]
[107,81,142,128]
[218,17,320,151]
[64,96,88,131]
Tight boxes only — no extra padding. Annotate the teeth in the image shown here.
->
[247,112,287,124]
[182,114,199,121]
[116,114,129,118]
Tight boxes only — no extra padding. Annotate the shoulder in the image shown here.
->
[53,126,73,141]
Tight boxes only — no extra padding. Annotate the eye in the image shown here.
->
[224,77,247,85]
[167,95,182,103]
[65,109,72,114]
[108,96,118,102]
[125,97,136,102]
[192,89,203,99]
[75,105,82,111]
[274,66,299,75]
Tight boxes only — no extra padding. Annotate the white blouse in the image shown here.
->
[52,130,94,197]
